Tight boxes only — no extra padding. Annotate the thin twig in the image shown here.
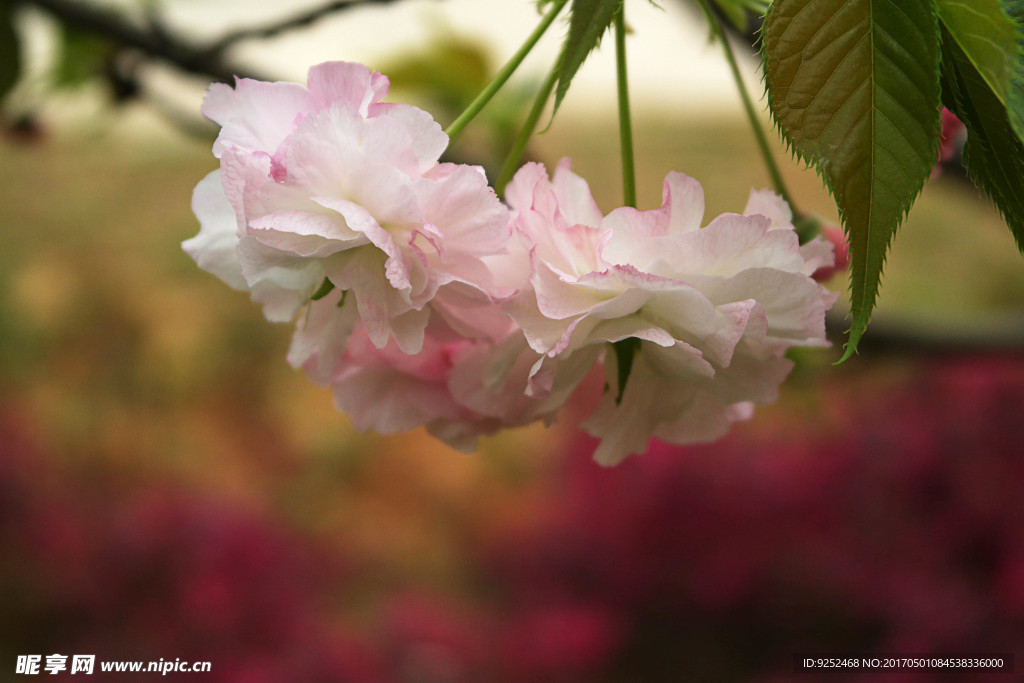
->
[495,62,560,196]
[444,0,568,142]
[206,0,406,55]
[13,0,268,83]
[12,0,407,84]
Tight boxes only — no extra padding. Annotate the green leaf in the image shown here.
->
[762,0,941,360]
[553,0,623,114]
[934,0,1019,128]
[1001,0,1024,142]
[0,0,21,103]
[942,27,1024,253]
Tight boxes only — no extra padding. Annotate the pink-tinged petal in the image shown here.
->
[651,391,740,446]
[284,106,421,195]
[424,421,487,453]
[705,299,759,367]
[322,248,425,350]
[482,229,532,295]
[552,159,604,228]
[250,281,307,323]
[674,212,805,278]
[321,326,506,444]
[504,162,549,212]
[646,340,716,378]
[236,234,322,292]
[642,290,753,367]
[686,269,832,345]
[371,103,448,174]
[582,263,684,292]
[332,364,459,434]
[288,289,358,381]
[585,342,766,465]
[584,317,676,346]
[525,354,554,396]
[416,163,509,257]
[515,209,599,277]
[505,286,578,355]
[183,170,247,291]
[276,105,364,195]
[600,207,665,267]
[529,168,561,221]
[248,211,365,257]
[531,259,608,320]
[448,334,597,425]
[431,283,516,342]
[582,285,655,321]
[189,169,313,323]
[312,195,408,291]
[218,147,261,233]
[810,227,847,281]
[306,61,389,114]
[389,306,431,355]
[227,147,351,244]
[800,234,837,278]
[357,112,435,178]
[449,334,531,413]
[662,171,705,234]
[743,188,793,230]
[203,79,313,158]
[583,355,665,465]
[507,282,561,362]
[639,285,717,334]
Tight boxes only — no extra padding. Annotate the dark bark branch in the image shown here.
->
[13,0,264,82]
[11,0,410,84]
[206,0,406,54]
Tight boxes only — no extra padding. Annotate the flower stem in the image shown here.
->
[698,0,796,210]
[614,6,636,209]
[444,0,569,143]
[495,62,560,196]
[611,6,640,402]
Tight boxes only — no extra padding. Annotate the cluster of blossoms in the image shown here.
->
[184,61,837,465]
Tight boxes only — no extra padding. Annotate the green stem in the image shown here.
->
[614,6,636,208]
[495,62,560,196]
[611,7,640,403]
[444,0,569,143]
[699,0,796,211]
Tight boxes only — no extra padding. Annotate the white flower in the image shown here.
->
[183,61,511,361]
[506,160,837,465]
[294,316,595,453]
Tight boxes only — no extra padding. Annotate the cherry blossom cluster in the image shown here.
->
[184,61,837,465]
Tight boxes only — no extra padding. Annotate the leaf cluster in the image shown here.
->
[761,0,1024,358]
[548,0,768,115]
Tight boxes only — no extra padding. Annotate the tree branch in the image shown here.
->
[13,0,261,82]
[206,0,406,55]
[11,0,411,84]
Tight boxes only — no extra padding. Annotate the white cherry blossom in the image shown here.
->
[506,160,837,465]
